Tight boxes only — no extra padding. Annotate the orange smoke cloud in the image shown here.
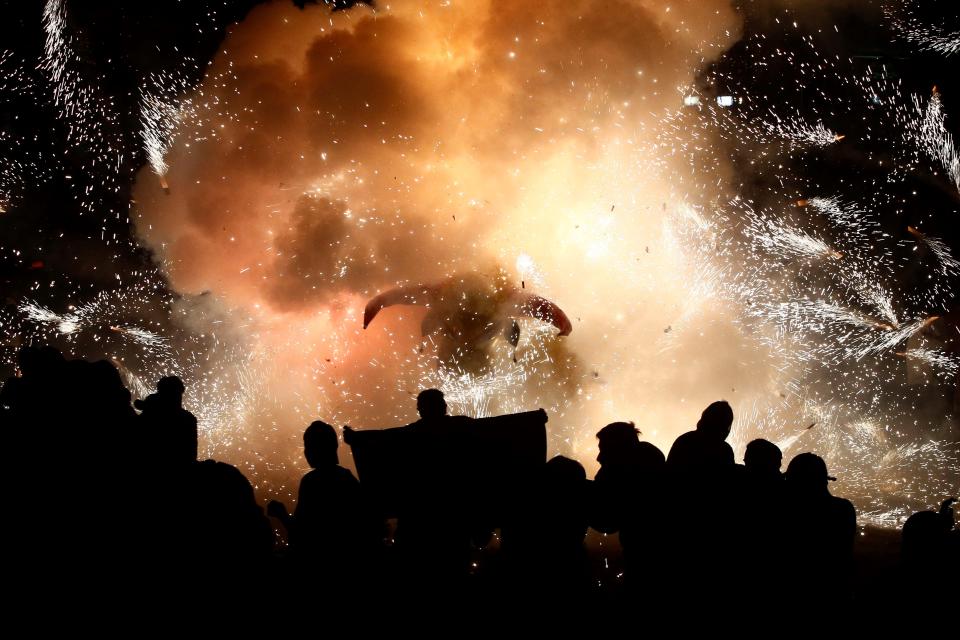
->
[133,0,754,491]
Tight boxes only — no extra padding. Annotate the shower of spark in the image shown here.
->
[41,0,128,218]
[15,284,175,361]
[910,91,960,193]
[38,1,235,219]
[7,283,271,477]
[899,348,960,380]
[140,71,189,181]
[0,51,53,211]
[763,118,841,149]
[886,0,960,57]
[908,225,960,279]
[658,19,959,524]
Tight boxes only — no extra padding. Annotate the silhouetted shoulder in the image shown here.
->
[666,430,698,463]
[831,496,857,526]
[300,464,358,488]
[331,464,360,488]
[718,440,735,463]
[637,441,666,466]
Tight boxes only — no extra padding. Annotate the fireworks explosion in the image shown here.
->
[1,0,957,525]
[660,14,960,524]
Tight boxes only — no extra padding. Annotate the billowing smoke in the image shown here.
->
[133,0,750,490]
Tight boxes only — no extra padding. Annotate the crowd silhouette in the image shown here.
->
[1,346,956,620]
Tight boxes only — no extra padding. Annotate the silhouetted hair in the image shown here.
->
[304,420,339,468]
[596,421,640,446]
[696,400,734,438]
[416,388,447,419]
[157,375,185,397]
[545,454,587,484]
[744,438,782,473]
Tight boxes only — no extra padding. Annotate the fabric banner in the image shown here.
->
[347,409,548,520]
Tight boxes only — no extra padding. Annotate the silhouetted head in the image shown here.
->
[134,395,156,412]
[596,421,640,467]
[785,452,835,495]
[89,359,132,410]
[157,376,185,401]
[17,345,64,378]
[543,456,586,508]
[744,438,783,475]
[304,420,339,468]
[416,388,447,420]
[696,400,734,440]
[545,454,587,487]
[902,509,952,566]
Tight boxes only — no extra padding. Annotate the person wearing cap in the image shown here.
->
[782,452,856,606]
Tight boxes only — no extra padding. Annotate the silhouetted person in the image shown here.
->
[595,421,666,480]
[4,348,139,597]
[739,438,785,604]
[743,438,782,478]
[666,400,735,472]
[3,346,65,457]
[501,456,591,600]
[268,421,381,587]
[2,346,65,422]
[180,460,274,577]
[415,387,447,421]
[590,422,665,592]
[782,453,856,607]
[136,375,198,467]
[663,401,738,594]
[345,389,477,594]
[900,497,959,608]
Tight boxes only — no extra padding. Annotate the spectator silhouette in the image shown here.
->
[136,375,198,468]
[743,438,782,479]
[596,422,666,479]
[590,422,665,592]
[739,438,785,605]
[4,348,138,595]
[782,453,856,607]
[663,401,738,595]
[666,400,735,472]
[900,497,958,608]
[415,388,447,421]
[2,346,65,421]
[180,460,274,575]
[345,389,476,594]
[268,421,382,587]
[501,455,591,600]
[6,345,950,611]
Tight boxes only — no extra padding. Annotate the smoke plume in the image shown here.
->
[133,0,751,488]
